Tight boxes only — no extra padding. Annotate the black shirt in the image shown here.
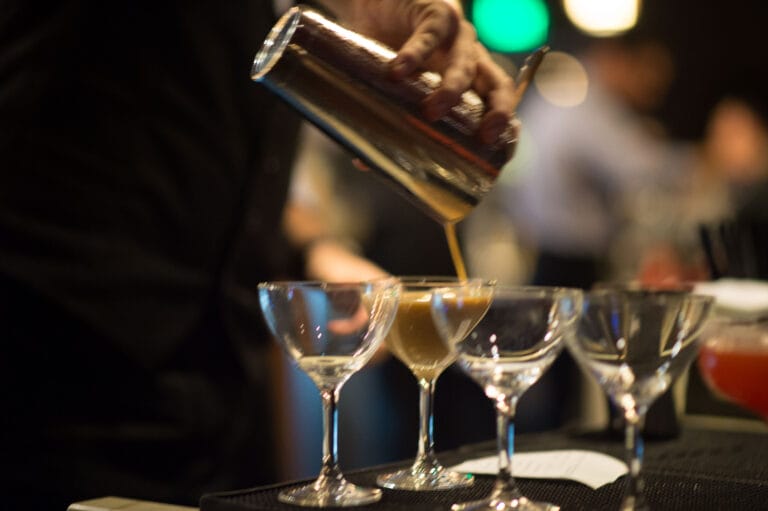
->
[0,1,300,506]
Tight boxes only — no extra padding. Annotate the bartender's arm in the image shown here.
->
[316,0,515,144]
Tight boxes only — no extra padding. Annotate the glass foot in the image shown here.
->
[377,466,474,491]
[620,494,650,511]
[278,477,382,507]
[452,496,559,511]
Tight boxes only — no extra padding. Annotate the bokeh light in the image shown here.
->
[563,0,640,37]
[533,51,589,108]
[472,0,550,53]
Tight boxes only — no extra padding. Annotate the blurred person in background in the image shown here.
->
[510,32,687,290]
[690,89,768,226]
[634,90,768,286]
[0,1,518,508]
[503,28,768,432]
[632,87,768,423]
[501,31,699,434]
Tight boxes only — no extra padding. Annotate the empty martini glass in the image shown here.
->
[432,285,582,511]
[259,278,400,507]
[566,288,713,510]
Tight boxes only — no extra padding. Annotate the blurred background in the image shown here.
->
[470,0,768,140]
[276,0,768,481]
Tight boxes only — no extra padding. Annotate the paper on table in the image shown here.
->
[449,450,628,490]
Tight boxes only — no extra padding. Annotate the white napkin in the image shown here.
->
[695,279,768,316]
[449,450,628,490]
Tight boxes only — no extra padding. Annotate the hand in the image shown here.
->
[304,238,393,364]
[304,238,389,282]
[319,0,516,145]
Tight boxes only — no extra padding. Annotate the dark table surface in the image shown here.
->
[200,428,768,511]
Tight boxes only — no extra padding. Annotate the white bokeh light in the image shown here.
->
[563,0,640,36]
[533,51,589,108]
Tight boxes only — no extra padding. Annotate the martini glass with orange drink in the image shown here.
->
[376,276,494,490]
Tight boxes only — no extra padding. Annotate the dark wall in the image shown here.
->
[542,0,768,139]
[653,1,768,138]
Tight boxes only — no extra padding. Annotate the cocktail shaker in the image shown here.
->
[252,6,536,223]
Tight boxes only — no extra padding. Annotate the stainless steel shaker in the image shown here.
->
[252,6,531,223]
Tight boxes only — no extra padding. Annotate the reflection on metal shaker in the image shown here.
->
[252,6,543,223]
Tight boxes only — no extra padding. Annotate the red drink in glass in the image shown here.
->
[698,317,768,421]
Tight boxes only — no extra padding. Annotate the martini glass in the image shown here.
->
[431,285,582,511]
[566,289,713,510]
[258,278,400,507]
[377,277,493,491]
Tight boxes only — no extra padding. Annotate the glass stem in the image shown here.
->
[414,378,440,469]
[492,398,523,499]
[622,409,648,511]
[318,386,344,483]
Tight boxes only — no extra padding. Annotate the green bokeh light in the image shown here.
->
[472,0,550,53]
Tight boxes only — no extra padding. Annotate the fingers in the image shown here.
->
[391,2,458,79]
[423,21,479,120]
[390,2,518,144]
[473,48,517,144]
